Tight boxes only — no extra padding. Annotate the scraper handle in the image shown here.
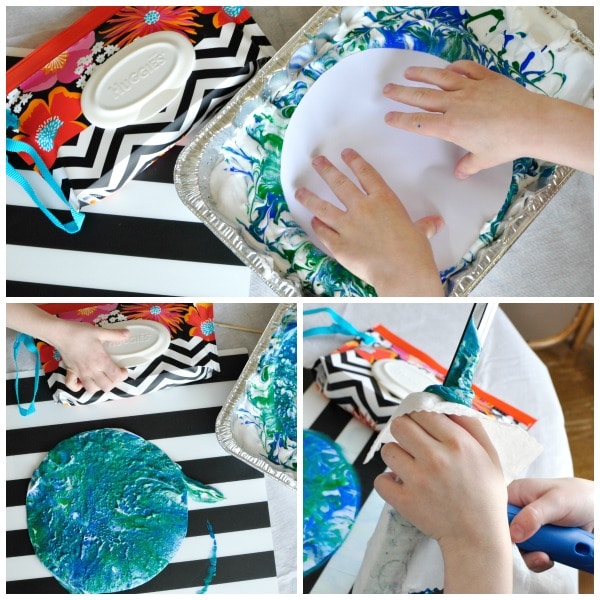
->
[507,504,594,574]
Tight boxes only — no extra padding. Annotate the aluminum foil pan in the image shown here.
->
[175,6,593,297]
[215,303,297,488]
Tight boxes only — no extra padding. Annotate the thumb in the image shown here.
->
[454,152,487,180]
[414,215,444,240]
[509,499,552,543]
[97,327,130,344]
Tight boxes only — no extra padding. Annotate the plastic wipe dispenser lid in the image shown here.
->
[101,320,171,368]
[81,31,195,129]
[372,359,439,399]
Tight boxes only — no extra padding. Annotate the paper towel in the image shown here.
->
[354,391,546,593]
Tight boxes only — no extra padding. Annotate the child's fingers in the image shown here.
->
[448,414,501,467]
[65,369,83,392]
[380,440,415,476]
[404,65,468,91]
[383,83,449,114]
[384,110,450,140]
[374,471,406,506]
[520,550,554,573]
[413,215,444,239]
[295,187,346,229]
[446,60,495,81]
[340,148,394,196]
[312,154,362,205]
[97,327,130,344]
[310,216,341,252]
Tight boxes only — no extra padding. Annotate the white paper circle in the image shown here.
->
[281,48,513,270]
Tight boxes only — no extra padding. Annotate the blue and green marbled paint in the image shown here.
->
[26,428,223,594]
[217,6,568,296]
[303,429,361,574]
[238,307,297,470]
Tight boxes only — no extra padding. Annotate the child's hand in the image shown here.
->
[375,412,512,593]
[383,60,542,179]
[295,148,444,297]
[383,60,593,176]
[53,321,130,393]
[508,477,594,572]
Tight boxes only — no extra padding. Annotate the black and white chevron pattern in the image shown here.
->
[315,351,400,430]
[6,18,273,297]
[57,22,273,206]
[45,336,219,406]
[7,350,281,594]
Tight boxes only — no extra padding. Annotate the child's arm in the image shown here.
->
[7,304,129,393]
[384,60,593,177]
[374,412,513,593]
[295,148,444,297]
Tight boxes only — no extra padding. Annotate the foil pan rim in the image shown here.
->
[175,6,592,297]
[215,303,297,489]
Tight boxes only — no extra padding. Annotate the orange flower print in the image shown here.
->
[37,342,62,373]
[120,303,189,334]
[99,7,200,47]
[198,6,251,28]
[14,86,87,169]
[185,304,216,341]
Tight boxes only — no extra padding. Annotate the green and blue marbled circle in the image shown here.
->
[26,428,189,594]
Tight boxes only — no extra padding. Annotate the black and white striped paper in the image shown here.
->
[6,349,280,594]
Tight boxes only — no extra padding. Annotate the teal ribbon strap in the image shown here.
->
[6,109,84,234]
[304,307,377,345]
[13,333,41,416]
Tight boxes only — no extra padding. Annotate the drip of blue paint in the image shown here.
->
[424,317,481,407]
[196,521,218,594]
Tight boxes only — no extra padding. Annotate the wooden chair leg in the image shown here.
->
[528,304,593,351]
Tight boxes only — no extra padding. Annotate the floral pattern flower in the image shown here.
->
[21,32,96,93]
[198,6,251,28]
[99,7,200,47]
[120,303,190,334]
[13,86,87,168]
[57,304,120,324]
[37,342,62,373]
[184,304,216,341]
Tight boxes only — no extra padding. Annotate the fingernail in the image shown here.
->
[312,155,326,168]
[295,188,306,201]
[510,523,525,543]
[455,170,469,180]
[384,112,394,123]
[383,83,393,94]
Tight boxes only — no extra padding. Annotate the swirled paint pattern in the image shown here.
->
[212,6,574,295]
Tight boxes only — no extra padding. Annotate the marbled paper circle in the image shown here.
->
[303,430,361,574]
[26,428,188,593]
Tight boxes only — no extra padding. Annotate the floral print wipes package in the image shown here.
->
[6,6,274,215]
[35,302,220,406]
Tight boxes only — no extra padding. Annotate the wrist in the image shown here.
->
[373,266,444,297]
[440,522,513,593]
